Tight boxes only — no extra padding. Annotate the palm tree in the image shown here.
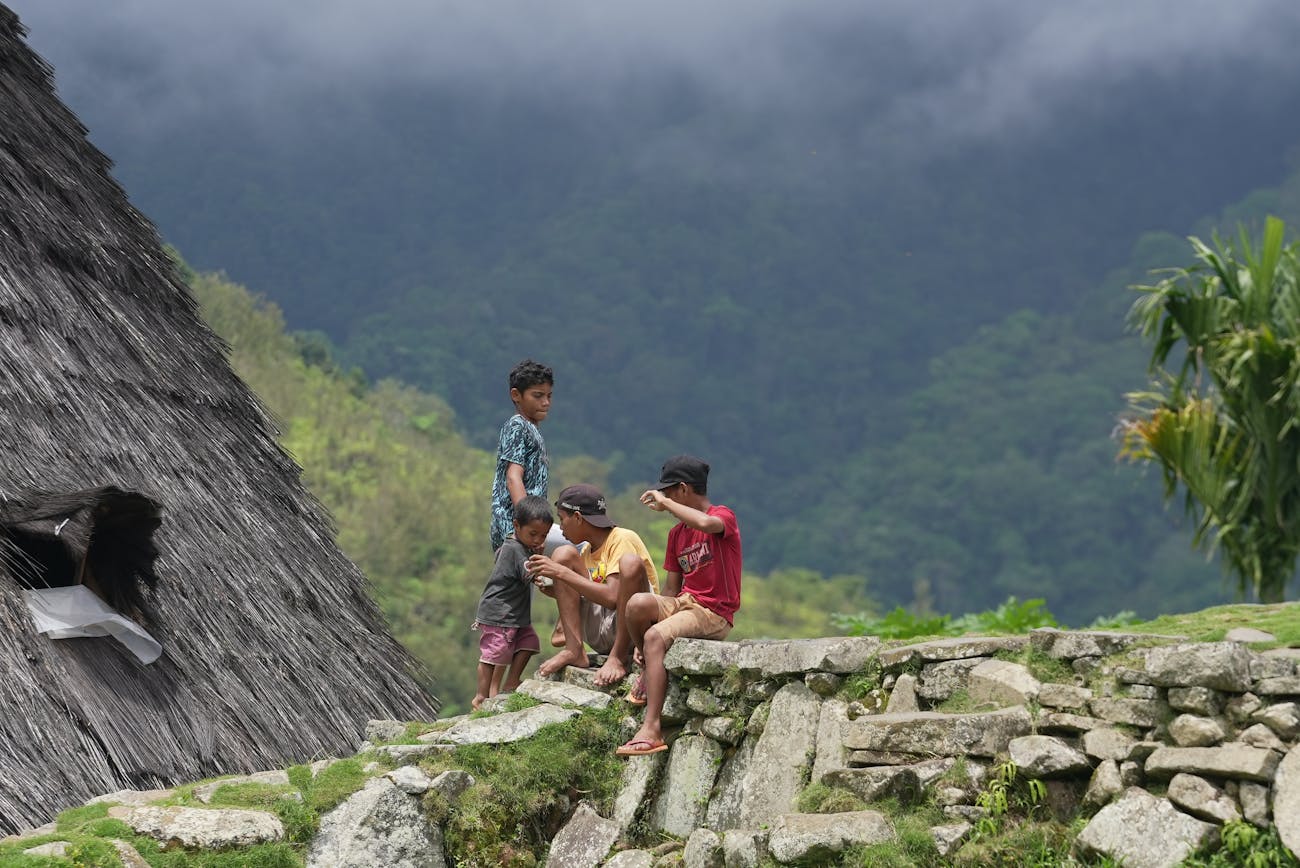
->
[1119,216,1300,602]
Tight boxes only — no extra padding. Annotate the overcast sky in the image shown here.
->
[15,0,1300,150]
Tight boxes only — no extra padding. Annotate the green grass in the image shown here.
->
[1126,601,1300,646]
[428,706,625,866]
[795,782,868,814]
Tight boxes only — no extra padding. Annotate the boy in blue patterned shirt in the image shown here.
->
[490,359,554,552]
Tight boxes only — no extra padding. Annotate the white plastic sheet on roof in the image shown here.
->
[22,585,162,664]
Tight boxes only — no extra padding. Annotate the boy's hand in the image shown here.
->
[640,489,670,511]
[526,554,561,579]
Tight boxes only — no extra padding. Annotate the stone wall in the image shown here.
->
[6,628,1300,867]
[571,628,1300,866]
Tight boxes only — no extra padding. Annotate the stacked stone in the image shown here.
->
[8,628,1300,867]
[560,629,1300,867]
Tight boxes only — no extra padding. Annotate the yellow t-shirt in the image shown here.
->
[581,527,660,594]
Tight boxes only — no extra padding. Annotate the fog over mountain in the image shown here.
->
[20,1,1300,163]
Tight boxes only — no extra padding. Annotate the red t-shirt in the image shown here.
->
[663,505,742,624]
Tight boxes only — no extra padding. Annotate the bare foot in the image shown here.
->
[537,649,589,679]
[471,694,485,711]
[592,656,628,688]
[550,623,566,647]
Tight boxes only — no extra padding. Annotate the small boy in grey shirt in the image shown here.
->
[472,495,552,709]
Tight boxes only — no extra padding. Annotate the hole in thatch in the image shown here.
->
[2,525,81,589]
[0,487,162,618]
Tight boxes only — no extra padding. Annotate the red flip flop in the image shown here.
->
[616,737,667,756]
[625,674,647,706]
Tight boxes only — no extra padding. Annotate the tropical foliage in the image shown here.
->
[1121,217,1300,601]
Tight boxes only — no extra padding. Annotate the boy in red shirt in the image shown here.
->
[616,455,742,756]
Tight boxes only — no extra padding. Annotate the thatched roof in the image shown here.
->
[0,5,437,833]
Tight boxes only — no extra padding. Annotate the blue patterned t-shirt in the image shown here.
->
[490,414,548,550]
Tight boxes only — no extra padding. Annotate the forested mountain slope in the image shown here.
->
[29,6,1300,623]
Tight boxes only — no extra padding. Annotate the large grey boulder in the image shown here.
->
[613,751,669,834]
[1074,788,1218,868]
[1252,702,1300,740]
[1083,760,1123,809]
[929,822,971,858]
[1029,628,1171,660]
[682,827,723,868]
[422,703,580,745]
[841,706,1032,758]
[307,777,443,868]
[1166,774,1241,825]
[109,805,284,850]
[1144,745,1281,782]
[1089,697,1166,728]
[1007,735,1092,778]
[1037,682,1092,710]
[1082,728,1137,762]
[650,736,724,837]
[704,739,757,830]
[720,829,768,868]
[1167,714,1227,748]
[884,673,920,713]
[1273,745,1300,855]
[518,678,613,709]
[664,639,741,674]
[1239,781,1271,828]
[193,770,292,804]
[1143,642,1253,692]
[822,765,923,803]
[1167,687,1222,716]
[879,636,1026,669]
[736,637,881,676]
[1038,711,1110,733]
[87,788,176,807]
[968,659,1040,707]
[544,802,618,868]
[733,682,822,829]
[1240,723,1288,752]
[916,658,988,702]
[365,719,409,742]
[1254,676,1300,696]
[810,698,850,784]
[766,811,895,864]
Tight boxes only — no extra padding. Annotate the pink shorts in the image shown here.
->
[475,623,540,666]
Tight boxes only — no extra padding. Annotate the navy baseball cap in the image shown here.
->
[655,455,710,490]
[555,484,615,528]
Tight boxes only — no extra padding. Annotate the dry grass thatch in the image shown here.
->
[0,5,437,833]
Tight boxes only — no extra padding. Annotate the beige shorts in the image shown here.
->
[580,598,618,655]
[651,593,732,644]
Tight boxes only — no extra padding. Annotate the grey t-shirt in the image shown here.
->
[475,537,533,627]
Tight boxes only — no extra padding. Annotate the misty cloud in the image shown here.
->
[15,0,1300,149]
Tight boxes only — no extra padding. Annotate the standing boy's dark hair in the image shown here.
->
[513,494,553,527]
[509,359,554,393]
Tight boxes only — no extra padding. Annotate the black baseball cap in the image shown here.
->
[555,484,616,528]
[655,455,710,490]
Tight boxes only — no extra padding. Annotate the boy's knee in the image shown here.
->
[554,545,582,570]
[627,591,656,618]
[644,625,668,655]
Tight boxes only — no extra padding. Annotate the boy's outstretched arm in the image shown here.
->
[639,489,723,533]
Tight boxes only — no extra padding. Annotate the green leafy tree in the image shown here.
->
[1121,216,1300,602]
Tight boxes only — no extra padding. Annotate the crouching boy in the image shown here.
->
[616,456,742,756]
